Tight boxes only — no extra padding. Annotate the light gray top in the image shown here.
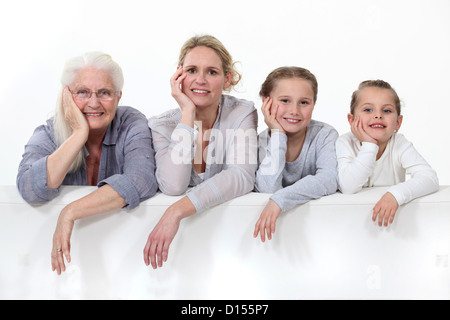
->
[255,120,339,212]
[148,95,258,213]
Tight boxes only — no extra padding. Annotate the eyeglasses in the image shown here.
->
[70,88,119,102]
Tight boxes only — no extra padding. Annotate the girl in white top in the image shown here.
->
[144,35,258,269]
[336,80,439,227]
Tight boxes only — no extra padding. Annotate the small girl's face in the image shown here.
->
[270,78,315,135]
[349,87,403,145]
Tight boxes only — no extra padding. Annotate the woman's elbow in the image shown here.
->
[233,169,256,195]
[242,176,256,194]
[158,182,188,196]
[427,174,440,193]
[140,180,159,200]
[154,167,191,196]
[17,187,49,205]
[16,177,48,205]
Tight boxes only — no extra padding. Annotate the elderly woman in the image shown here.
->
[144,35,258,269]
[17,52,158,274]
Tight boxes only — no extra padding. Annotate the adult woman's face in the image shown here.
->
[181,46,231,112]
[69,68,122,134]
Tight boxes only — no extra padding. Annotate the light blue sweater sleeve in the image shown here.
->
[254,130,287,193]
[255,120,339,212]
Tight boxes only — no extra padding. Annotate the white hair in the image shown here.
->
[53,52,124,172]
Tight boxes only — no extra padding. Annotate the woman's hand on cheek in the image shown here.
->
[170,67,196,114]
[63,87,89,136]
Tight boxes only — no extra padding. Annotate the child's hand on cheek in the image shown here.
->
[351,116,377,145]
[372,192,399,227]
[261,97,286,134]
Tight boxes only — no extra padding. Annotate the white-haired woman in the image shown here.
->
[17,52,158,275]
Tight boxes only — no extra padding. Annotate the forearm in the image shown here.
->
[388,138,440,205]
[180,107,195,128]
[187,164,256,212]
[47,131,87,189]
[164,196,197,223]
[52,184,126,275]
[255,131,287,193]
[337,142,378,193]
[153,124,196,195]
[388,171,439,205]
[143,195,196,269]
[271,140,339,212]
[188,108,258,211]
[61,184,126,222]
[270,173,336,212]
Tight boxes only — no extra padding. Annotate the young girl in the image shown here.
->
[336,80,439,227]
[254,67,339,242]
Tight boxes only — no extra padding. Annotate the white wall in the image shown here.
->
[1,185,449,299]
[1,0,449,186]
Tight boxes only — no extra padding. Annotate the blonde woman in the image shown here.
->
[17,52,158,274]
[145,35,258,269]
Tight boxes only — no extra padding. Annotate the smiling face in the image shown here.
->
[349,86,402,145]
[70,67,121,134]
[270,77,315,136]
[181,46,231,111]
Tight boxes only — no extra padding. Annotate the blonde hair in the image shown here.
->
[178,35,241,92]
[259,66,318,103]
[53,52,124,172]
[350,80,401,115]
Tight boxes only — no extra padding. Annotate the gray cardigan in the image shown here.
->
[148,95,258,213]
[255,120,339,212]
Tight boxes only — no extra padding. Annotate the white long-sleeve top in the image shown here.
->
[336,131,439,205]
[148,95,258,213]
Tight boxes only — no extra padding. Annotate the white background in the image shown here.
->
[1,0,449,186]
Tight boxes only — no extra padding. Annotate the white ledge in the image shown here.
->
[1,185,449,299]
